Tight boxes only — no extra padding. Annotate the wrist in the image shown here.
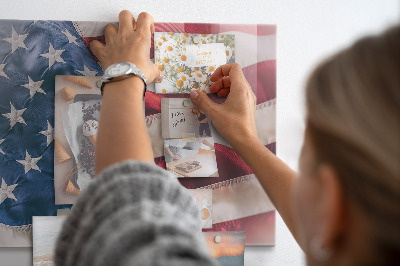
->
[102,76,145,98]
[229,131,261,151]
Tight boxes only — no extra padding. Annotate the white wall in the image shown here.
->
[0,1,398,265]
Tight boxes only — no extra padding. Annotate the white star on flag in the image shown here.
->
[62,29,79,46]
[22,76,46,98]
[78,65,98,76]
[40,43,65,68]
[0,178,18,204]
[3,27,28,53]
[0,63,8,78]
[39,121,54,146]
[16,151,42,174]
[2,103,27,128]
[0,139,4,154]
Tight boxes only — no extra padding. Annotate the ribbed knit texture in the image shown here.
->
[54,160,217,266]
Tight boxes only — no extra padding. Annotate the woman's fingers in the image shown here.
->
[210,64,247,98]
[118,10,135,35]
[217,88,230,97]
[210,63,243,82]
[136,12,154,36]
[209,76,231,93]
[149,63,164,83]
[90,40,105,60]
[104,23,118,44]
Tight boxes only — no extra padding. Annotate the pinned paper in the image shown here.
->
[154,32,235,94]
[184,43,226,67]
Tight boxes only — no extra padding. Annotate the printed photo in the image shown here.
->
[164,137,218,178]
[161,98,212,139]
[204,232,245,266]
[33,216,66,266]
[53,75,102,205]
[154,32,235,93]
[189,189,213,229]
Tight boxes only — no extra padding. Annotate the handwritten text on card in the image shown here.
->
[184,43,226,67]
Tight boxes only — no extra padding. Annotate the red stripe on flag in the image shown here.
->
[153,23,275,36]
[244,60,276,104]
[81,36,105,62]
[82,22,275,60]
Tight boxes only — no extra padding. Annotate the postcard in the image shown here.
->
[204,231,245,266]
[164,137,218,178]
[154,32,235,93]
[53,75,102,205]
[33,216,66,266]
[161,98,212,139]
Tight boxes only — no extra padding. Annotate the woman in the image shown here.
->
[187,106,211,137]
[55,10,400,266]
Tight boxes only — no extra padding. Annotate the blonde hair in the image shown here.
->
[305,25,400,264]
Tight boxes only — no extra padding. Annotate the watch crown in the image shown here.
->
[96,80,102,88]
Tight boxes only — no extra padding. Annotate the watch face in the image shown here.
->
[106,62,131,77]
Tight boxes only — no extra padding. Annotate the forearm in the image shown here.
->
[95,77,154,175]
[165,146,174,157]
[231,137,299,241]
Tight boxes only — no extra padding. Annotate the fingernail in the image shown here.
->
[190,90,199,99]
[155,71,164,83]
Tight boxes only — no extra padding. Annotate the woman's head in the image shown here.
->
[294,25,400,265]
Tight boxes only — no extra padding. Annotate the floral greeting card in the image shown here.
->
[154,32,235,94]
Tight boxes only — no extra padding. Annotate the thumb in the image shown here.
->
[190,90,216,116]
[148,63,164,83]
[89,40,104,61]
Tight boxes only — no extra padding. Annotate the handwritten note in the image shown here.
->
[171,111,186,128]
[184,43,226,67]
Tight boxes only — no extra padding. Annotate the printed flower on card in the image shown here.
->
[207,34,216,42]
[177,67,185,74]
[177,72,190,87]
[199,34,210,44]
[206,65,217,75]
[165,45,177,58]
[199,82,209,93]
[160,35,168,42]
[225,46,233,61]
[194,70,207,83]
[180,54,187,62]
[157,64,165,71]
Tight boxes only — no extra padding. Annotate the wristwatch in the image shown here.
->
[97,62,148,98]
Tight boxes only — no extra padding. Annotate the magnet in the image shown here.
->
[183,98,192,107]
[193,35,201,44]
[96,80,102,88]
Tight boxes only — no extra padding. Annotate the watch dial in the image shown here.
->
[106,62,131,77]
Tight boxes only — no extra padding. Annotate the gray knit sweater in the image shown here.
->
[55,160,217,266]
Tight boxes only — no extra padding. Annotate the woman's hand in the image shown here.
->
[190,63,258,148]
[90,10,162,83]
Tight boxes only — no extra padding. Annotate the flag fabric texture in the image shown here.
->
[0,20,102,246]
